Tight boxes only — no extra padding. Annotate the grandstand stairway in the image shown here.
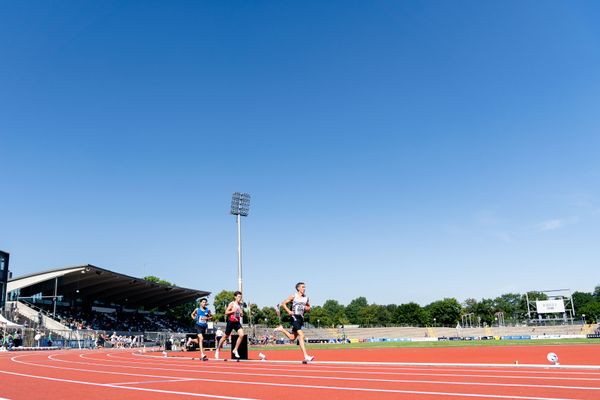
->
[8,301,72,338]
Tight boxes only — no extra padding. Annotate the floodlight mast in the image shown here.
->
[230,192,250,294]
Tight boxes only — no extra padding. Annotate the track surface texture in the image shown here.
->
[1,344,600,399]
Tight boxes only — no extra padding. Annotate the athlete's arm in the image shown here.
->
[190,308,197,320]
[281,294,295,316]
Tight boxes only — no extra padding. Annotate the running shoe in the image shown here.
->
[304,355,314,362]
[233,349,240,358]
[214,350,219,359]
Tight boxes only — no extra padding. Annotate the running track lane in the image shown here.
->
[0,347,599,400]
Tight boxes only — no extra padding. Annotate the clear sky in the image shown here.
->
[1,1,599,308]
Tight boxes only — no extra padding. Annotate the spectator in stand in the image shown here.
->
[96,332,107,348]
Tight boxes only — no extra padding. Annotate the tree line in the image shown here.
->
[151,276,600,329]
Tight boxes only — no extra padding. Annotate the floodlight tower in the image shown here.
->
[230,192,251,294]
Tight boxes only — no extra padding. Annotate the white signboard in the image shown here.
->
[536,299,565,314]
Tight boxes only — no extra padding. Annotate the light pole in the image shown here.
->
[317,319,320,329]
[230,192,250,294]
[433,318,436,327]
[582,314,586,325]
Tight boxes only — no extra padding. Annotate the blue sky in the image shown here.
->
[1,1,599,308]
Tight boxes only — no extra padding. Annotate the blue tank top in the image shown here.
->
[195,307,210,326]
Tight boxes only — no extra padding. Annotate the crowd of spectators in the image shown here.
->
[0,331,23,349]
[36,305,190,333]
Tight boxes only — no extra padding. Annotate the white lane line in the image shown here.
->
[129,351,600,376]
[309,360,600,371]
[83,352,600,382]
[0,363,582,400]
[110,378,196,385]
[45,353,600,390]
[0,369,257,400]
[7,353,600,397]
[131,350,600,371]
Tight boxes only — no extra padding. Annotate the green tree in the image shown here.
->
[374,304,392,326]
[395,302,427,326]
[305,305,329,328]
[579,302,600,323]
[248,303,261,325]
[357,304,379,327]
[213,290,235,323]
[572,291,595,312]
[493,293,524,322]
[463,298,478,315]
[425,298,461,326]
[322,299,347,327]
[474,298,495,326]
[259,306,279,327]
[345,297,368,324]
[143,276,173,286]
[385,304,398,324]
[593,285,600,301]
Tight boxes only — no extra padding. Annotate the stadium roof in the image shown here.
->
[7,264,210,309]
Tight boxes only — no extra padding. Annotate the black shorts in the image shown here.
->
[225,320,242,335]
[291,315,304,332]
[195,324,208,335]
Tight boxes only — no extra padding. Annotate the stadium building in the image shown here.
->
[2,264,209,347]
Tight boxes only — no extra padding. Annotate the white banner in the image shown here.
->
[536,299,565,314]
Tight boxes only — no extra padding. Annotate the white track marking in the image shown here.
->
[0,364,581,400]
[110,378,197,385]
[0,369,257,400]
[43,353,600,390]
[89,352,600,382]
[5,352,600,398]
[129,350,600,374]
[309,360,600,371]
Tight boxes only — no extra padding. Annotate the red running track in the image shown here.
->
[1,345,600,400]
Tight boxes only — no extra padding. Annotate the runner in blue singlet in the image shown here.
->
[186,298,212,359]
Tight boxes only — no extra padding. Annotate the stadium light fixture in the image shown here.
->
[230,192,251,294]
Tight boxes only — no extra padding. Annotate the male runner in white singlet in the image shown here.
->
[275,282,314,362]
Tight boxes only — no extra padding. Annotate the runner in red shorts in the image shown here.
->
[215,291,245,359]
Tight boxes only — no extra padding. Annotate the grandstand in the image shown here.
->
[2,264,209,347]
